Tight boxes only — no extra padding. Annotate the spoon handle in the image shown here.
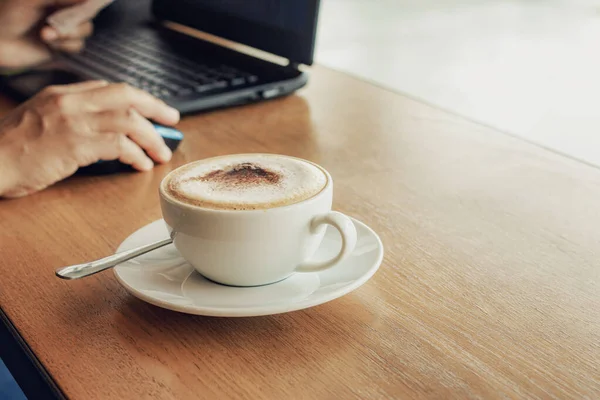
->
[55,238,173,280]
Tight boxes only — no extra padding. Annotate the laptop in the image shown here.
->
[0,0,321,114]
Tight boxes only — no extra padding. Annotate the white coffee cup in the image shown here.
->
[159,154,357,287]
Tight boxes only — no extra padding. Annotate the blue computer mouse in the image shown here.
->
[77,124,184,175]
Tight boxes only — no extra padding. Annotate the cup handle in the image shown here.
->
[295,212,358,273]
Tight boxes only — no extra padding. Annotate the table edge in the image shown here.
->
[0,308,64,400]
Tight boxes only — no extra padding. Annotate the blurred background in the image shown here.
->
[317,0,600,167]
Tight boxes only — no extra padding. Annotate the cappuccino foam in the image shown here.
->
[164,154,327,210]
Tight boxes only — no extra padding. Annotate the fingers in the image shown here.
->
[0,37,53,68]
[91,134,154,172]
[36,82,179,170]
[40,26,58,42]
[92,109,172,163]
[48,39,85,53]
[71,21,94,39]
[69,83,180,126]
[41,21,93,42]
[43,0,86,5]
[41,21,92,54]
[42,81,108,95]
[117,135,155,171]
[42,80,109,94]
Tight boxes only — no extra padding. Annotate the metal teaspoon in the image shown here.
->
[55,238,173,280]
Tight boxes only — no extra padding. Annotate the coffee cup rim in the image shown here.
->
[159,153,332,214]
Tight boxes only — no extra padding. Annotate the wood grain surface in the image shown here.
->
[0,65,599,399]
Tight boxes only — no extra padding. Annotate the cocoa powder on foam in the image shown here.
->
[164,155,327,211]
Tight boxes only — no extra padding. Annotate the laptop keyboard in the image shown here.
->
[66,29,259,99]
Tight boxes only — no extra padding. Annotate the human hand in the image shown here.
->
[0,0,97,69]
[0,81,180,198]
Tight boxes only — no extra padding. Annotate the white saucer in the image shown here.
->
[114,218,383,317]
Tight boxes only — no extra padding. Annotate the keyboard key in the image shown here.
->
[176,88,193,96]
[194,80,227,93]
[194,83,216,93]
[67,29,257,97]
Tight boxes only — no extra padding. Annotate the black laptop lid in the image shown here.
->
[151,0,320,65]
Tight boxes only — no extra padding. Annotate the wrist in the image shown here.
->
[0,134,21,198]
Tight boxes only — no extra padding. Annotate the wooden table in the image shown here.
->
[1,65,599,399]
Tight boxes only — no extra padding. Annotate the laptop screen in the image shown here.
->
[152,0,320,65]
